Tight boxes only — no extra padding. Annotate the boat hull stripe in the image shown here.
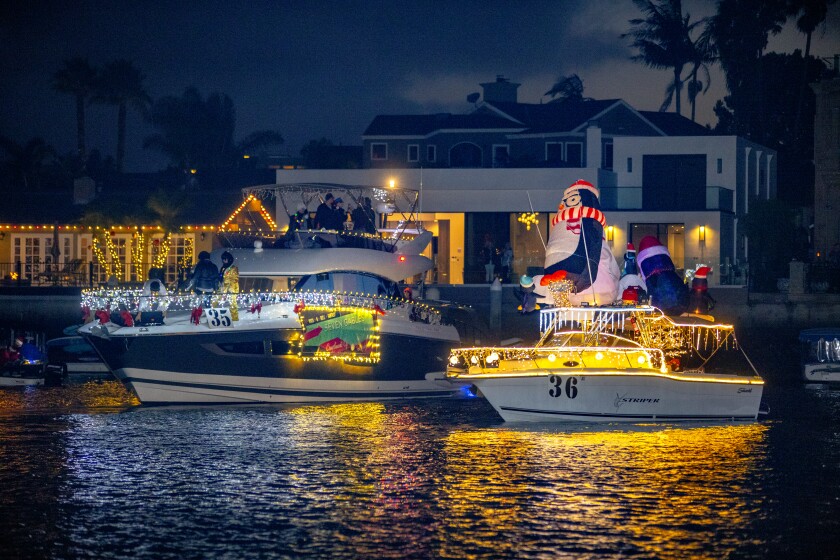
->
[499,406,756,421]
[127,376,451,399]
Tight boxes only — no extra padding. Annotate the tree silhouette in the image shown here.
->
[544,74,590,103]
[53,58,97,170]
[623,0,699,115]
[95,59,151,174]
[708,0,788,137]
[238,130,284,158]
[0,136,56,192]
[686,24,716,122]
[792,0,836,141]
[144,88,237,173]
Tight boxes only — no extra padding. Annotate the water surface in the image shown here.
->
[1,380,838,559]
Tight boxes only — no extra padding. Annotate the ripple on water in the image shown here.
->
[1,387,839,559]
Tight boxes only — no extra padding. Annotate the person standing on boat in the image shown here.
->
[277,205,309,248]
[315,193,336,230]
[14,336,44,363]
[219,251,240,321]
[352,197,376,234]
[333,197,348,229]
[187,251,220,305]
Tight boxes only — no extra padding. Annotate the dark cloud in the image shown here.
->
[1,0,837,172]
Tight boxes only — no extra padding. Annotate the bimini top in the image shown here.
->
[242,182,419,219]
[799,328,840,342]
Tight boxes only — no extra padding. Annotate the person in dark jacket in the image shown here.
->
[352,197,377,233]
[187,251,220,302]
[314,193,335,229]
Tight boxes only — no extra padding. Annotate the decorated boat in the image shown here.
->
[446,179,764,422]
[447,303,765,422]
[78,183,482,405]
[799,328,840,384]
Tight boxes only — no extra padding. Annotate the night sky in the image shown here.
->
[2,0,838,172]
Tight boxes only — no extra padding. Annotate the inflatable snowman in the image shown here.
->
[533,180,619,305]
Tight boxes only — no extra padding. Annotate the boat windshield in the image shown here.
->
[552,331,642,348]
[293,272,400,297]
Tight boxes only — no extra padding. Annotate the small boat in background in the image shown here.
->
[45,335,110,380]
[0,363,46,387]
[799,328,840,384]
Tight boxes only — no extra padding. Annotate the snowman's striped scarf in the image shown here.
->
[552,206,606,227]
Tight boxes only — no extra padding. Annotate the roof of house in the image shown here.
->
[638,111,711,136]
[364,112,524,136]
[362,98,711,138]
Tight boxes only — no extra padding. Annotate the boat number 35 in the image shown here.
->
[205,308,233,328]
[548,375,578,399]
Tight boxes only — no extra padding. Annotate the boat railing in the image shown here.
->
[538,305,738,359]
[80,288,444,325]
[449,342,665,372]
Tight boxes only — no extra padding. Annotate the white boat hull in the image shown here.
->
[0,374,44,387]
[803,362,840,383]
[469,370,764,422]
[114,368,462,404]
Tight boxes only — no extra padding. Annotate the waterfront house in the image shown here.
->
[272,76,777,286]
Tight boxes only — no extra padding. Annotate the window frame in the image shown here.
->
[370,143,388,161]
[407,144,420,162]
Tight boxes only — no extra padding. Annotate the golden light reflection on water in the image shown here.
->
[0,380,138,415]
[439,423,769,559]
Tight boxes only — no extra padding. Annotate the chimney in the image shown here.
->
[480,75,520,104]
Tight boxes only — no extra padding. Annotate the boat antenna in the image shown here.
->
[526,191,546,250]
[579,222,597,306]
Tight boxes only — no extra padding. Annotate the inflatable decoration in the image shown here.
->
[533,180,620,305]
[688,266,716,316]
[636,236,688,316]
[617,242,648,300]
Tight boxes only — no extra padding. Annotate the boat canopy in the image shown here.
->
[242,182,420,224]
[798,328,840,342]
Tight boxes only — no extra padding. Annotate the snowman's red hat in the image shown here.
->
[626,243,635,253]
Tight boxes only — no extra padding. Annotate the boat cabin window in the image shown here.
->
[239,277,279,292]
[293,272,397,297]
[216,341,265,355]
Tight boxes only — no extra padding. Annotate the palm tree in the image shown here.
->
[52,58,97,168]
[686,24,717,122]
[623,0,698,115]
[95,59,151,173]
[144,88,238,173]
[544,74,590,103]
[792,0,836,140]
[709,0,788,136]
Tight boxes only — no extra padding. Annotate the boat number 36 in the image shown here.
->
[205,308,233,328]
[548,375,579,399]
